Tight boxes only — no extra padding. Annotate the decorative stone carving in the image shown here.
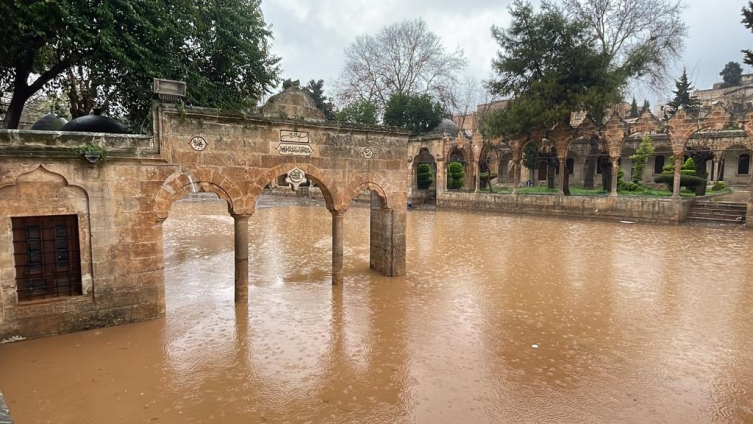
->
[363,147,374,159]
[285,167,307,190]
[189,136,207,151]
[276,144,314,156]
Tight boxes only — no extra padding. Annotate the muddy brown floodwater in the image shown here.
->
[1,195,753,424]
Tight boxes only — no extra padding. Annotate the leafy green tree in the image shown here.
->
[304,79,335,120]
[667,68,701,115]
[743,2,753,66]
[719,61,743,87]
[629,135,655,184]
[629,97,640,118]
[383,93,444,135]
[486,1,626,138]
[642,99,651,114]
[0,0,280,129]
[334,100,378,125]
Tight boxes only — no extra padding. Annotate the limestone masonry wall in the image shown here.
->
[437,192,691,224]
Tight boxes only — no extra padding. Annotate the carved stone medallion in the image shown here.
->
[189,136,207,151]
[285,167,308,190]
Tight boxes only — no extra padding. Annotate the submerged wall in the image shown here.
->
[437,192,692,224]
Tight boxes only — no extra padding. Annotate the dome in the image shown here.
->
[31,113,68,131]
[431,118,459,136]
[61,113,128,134]
[261,79,326,122]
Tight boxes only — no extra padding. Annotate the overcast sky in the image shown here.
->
[261,0,753,106]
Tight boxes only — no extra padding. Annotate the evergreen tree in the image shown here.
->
[668,69,701,115]
[743,2,753,66]
[719,62,743,87]
[629,135,655,184]
[629,97,639,118]
[642,100,651,114]
[303,80,335,120]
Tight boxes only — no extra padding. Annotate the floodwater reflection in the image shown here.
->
[1,196,752,423]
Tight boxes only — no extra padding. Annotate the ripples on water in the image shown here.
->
[1,196,752,423]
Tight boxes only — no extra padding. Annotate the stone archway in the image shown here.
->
[0,81,413,340]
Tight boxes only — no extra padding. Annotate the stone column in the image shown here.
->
[233,214,251,303]
[610,157,619,197]
[370,206,407,276]
[712,156,721,183]
[331,209,346,285]
[672,154,682,199]
[436,161,446,197]
[558,157,567,196]
[407,160,414,200]
[474,160,481,193]
[512,159,521,194]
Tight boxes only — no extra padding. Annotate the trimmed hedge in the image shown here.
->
[417,163,434,189]
[654,174,706,191]
[447,162,465,190]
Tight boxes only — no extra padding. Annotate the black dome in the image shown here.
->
[61,114,128,134]
[31,113,68,131]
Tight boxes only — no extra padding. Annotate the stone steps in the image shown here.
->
[686,201,747,225]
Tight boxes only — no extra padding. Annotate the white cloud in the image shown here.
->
[261,0,753,105]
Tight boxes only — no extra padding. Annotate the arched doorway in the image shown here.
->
[447,146,468,190]
[412,148,437,203]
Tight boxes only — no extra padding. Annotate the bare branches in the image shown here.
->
[563,0,688,91]
[336,19,466,114]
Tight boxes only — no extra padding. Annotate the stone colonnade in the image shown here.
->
[411,106,753,207]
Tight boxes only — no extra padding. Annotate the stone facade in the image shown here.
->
[410,104,753,225]
[0,89,410,340]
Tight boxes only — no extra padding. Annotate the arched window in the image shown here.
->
[738,154,750,175]
[566,158,574,175]
[654,156,665,174]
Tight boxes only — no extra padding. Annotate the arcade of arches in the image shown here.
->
[409,106,753,202]
[0,86,410,340]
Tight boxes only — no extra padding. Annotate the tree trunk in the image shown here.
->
[688,149,714,196]
[563,163,571,196]
[2,90,30,129]
[583,138,599,189]
[547,161,556,189]
[600,157,612,191]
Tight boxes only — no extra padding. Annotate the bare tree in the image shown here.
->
[336,19,466,114]
[563,0,688,90]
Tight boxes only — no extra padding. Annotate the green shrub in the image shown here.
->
[417,163,434,189]
[480,172,497,183]
[711,181,726,191]
[630,135,655,184]
[654,174,706,191]
[618,180,645,192]
[447,162,465,190]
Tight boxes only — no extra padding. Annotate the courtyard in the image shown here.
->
[0,196,751,423]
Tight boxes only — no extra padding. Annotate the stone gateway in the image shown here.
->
[0,85,410,340]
